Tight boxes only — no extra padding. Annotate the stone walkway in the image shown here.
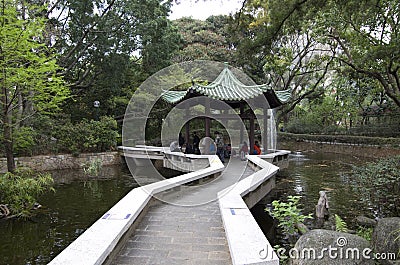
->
[111,158,253,265]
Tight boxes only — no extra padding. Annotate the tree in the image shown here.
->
[172,16,234,63]
[229,0,335,123]
[0,0,68,172]
[45,0,180,119]
[45,0,180,87]
[0,169,54,218]
[319,0,400,109]
[230,0,400,131]
[263,31,336,125]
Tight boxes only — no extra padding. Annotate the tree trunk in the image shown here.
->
[3,112,15,172]
[2,82,15,172]
[15,92,23,129]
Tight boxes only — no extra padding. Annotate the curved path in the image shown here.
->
[112,159,254,265]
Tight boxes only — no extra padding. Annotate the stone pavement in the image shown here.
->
[111,158,254,265]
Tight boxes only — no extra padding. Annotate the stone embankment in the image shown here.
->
[0,152,121,173]
[279,139,400,158]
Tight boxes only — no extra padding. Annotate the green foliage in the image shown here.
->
[266,195,313,235]
[55,116,119,154]
[0,169,54,218]
[27,114,60,155]
[356,226,373,242]
[350,156,400,216]
[285,96,352,135]
[273,245,288,264]
[49,0,180,120]
[13,127,37,156]
[172,16,233,63]
[334,214,348,233]
[1,115,119,156]
[83,158,103,176]
[279,132,400,148]
[0,1,68,113]
[230,0,400,134]
[0,0,69,171]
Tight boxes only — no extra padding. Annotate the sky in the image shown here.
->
[169,0,243,20]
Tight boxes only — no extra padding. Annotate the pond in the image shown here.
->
[0,165,139,265]
[0,152,379,264]
[251,151,376,246]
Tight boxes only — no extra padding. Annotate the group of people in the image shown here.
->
[169,131,225,161]
[239,140,261,160]
[171,131,262,162]
[170,132,201,154]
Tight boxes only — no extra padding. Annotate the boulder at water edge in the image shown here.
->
[356,216,377,228]
[371,217,400,265]
[289,229,374,265]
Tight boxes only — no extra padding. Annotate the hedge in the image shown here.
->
[278,132,400,148]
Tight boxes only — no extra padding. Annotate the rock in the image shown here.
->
[0,204,10,218]
[356,216,377,228]
[295,223,310,235]
[371,217,400,265]
[289,229,374,265]
[315,191,329,219]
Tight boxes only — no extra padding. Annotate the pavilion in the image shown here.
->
[160,64,291,154]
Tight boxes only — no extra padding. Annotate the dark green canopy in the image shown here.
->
[161,66,291,108]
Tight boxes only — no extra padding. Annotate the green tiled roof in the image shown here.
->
[160,90,187,104]
[161,67,291,106]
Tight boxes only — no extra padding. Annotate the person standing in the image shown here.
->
[253,141,261,155]
[193,132,200,154]
[215,131,225,162]
[178,132,185,150]
[240,141,249,160]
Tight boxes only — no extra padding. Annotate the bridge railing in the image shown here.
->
[49,153,224,265]
[218,155,281,265]
[163,150,213,172]
[117,146,165,160]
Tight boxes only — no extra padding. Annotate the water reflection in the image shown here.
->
[288,151,310,166]
[252,152,373,246]
[0,165,138,265]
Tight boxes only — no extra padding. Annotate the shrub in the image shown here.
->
[335,214,348,232]
[54,116,119,154]
[278,132,400,147]
[350,156,400,217]
[0,168,54,218]
[356,226,373,241]
[285,119,322,134]
[83,158,103,176]
[13,127,37,156]
[86,116,119,151]
[266,195,313,236]
[29,114,60,155]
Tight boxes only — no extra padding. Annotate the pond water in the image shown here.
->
[0,153,377,264]
[252,151,375,246]
[0,165,138,265]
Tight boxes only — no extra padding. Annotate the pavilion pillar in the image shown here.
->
[263,107,269,153]
[205,118,211,137]
[205,98,211,137]
[239,103,244,144]
[240,125,244,144]
[249,115,255,154]
[185,123,190,144]
[185,104,190,144]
